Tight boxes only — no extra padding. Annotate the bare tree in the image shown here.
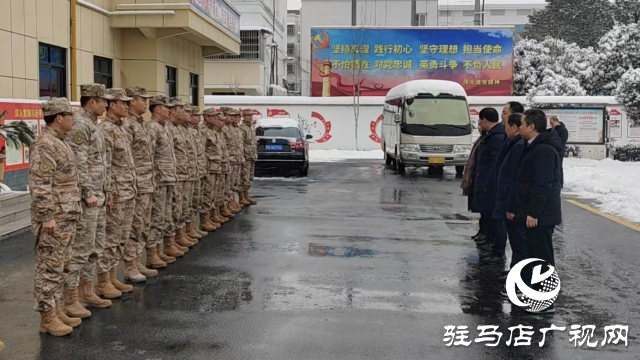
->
[224,74,243,95]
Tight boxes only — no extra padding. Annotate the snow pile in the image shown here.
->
[564,158,640,223]
[309,150,383,162]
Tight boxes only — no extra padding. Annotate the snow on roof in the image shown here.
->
[240,26,273,35]
[385,80,467,101]
[257,117,300,128]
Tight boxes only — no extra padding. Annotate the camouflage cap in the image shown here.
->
[41,98,74,117]
[189,106,203,115]
[125,86,153,99]
[225,108,241,116]
[106,88,133,102]
[168,97,186,107]
[202,108,219,116]
[80,83,114,100]
[149,95,173,107]
[241,109,254,115]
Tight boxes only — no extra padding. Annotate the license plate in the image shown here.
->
[428,157,446,164]
[265,144,283,151]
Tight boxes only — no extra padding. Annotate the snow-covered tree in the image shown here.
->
[611,0,640,25]
[523,0,615,48]
[527,69,586,104]
[593,23,640,95]
[513,37,602,96]
[614,68,640,121]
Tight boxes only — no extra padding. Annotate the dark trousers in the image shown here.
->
[522,225,555,287]
[491,219,507,256]
[479,214,491,235]
[506,220,527,269]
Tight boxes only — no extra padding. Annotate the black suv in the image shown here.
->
[255,118,312,176]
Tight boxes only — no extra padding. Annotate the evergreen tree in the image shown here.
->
[523,0,615,48]
[593,24,640,95]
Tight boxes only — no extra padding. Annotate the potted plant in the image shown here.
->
[0,110,36,190]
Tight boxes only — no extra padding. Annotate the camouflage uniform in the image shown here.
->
[64,84,112,289]
[240,111,257,192]
[30,99,81,312]
[201,109,223,211]
[145,96,177,248]
[123,87,154,261]
[232,123,245,194]
[178,118,198,225]
[216,119,231,209]
[190,107,208,218]
[97,89,137,274]
[222,109,243,203]
[165,99,190,234]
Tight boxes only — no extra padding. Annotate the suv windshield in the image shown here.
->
[405,98,470,126]
[256,126,300,138]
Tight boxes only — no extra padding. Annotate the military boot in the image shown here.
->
[205,211,221,229]
[200,213,217,231]
[146,247,167,269]
[137,257,159,278]
[164,236,185,257]
[175,227,193,250]
[97,272,122,299]
[79,280,112,308]
[124,260,146,283]
[110,268,133,293]
[186,222,203,239]
[221,204,235,218]
[157,244,177,264]
[56,300,82,328]
[214,209,229,223]
[195,217,208,236]
[63,287,91,318]
[39,309,73,337]
[239,192,251,206]
[184,224,199,244]
[245,191,257,205]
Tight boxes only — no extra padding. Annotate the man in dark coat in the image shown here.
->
[470,108,506,253]
[489,114,526,269]
[549,116,569,187]
[515,109,563,314]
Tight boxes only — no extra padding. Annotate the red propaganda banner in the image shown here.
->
[252,109,262,116]
[369,114,383,143]
[267,109,290,117]
[0,102,45,171]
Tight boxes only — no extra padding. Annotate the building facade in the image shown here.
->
[0,0,241,104]
[298,0,546,96]
[286,10,302,95]
[204,0,288,96]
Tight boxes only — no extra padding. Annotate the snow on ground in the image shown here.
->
[564,158,640,223]
[309,150,383,162]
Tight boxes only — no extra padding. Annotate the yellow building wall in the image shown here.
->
[0,0,205,107]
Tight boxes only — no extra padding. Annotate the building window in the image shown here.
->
[190,73,199,106]
[205,30,263,61]
[418,13,427,26]
[439,10,448,17]
[166,66,177,97]
[39,43,67,100]
[287,64,295,75]
[517,9,532,16]
[287,25,295,36]
[490,9,506,16]
[94,56,112,88]
[287,43,295,55]
[463,10,475,17]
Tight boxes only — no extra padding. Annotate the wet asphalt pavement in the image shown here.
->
[0,160,638,360]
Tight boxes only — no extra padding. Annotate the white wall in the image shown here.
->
[204,95,634,157]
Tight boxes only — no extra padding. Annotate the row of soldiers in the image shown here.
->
[29,83,258,337]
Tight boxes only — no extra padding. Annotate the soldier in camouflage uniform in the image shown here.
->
[222,108,243,214]
[201,109,226,227]
[215,111,234,220]
[96,89,136,299]
[179,105,202,244]
[144,95,178,267]
[187,106,215,234]
[164,98,191,256]
[63,84,113,319]
[123,86,156,283]
[239,109,258,206]
[30,98,82,336]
